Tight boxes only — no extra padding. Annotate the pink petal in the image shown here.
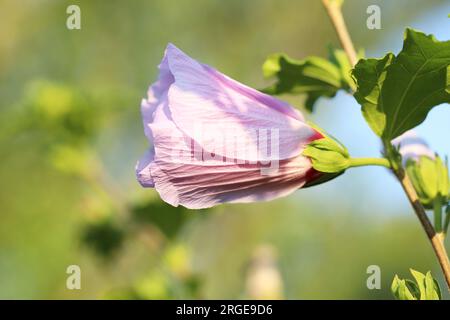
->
[145,88,316,209]
[137,51,174,187]
[150,118,313,208]
[142,54,174,141]
[136,148,155,187]
[151,156,313,209]
[165,44,317,162]
[137,44,323,209]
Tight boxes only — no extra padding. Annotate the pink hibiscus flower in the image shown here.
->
[136,44,327,209]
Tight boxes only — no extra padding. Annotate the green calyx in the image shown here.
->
[406,155,449,209]
[302,135,350,174]
[303,131,391,174]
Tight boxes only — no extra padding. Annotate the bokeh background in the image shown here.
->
[0,0,449,299]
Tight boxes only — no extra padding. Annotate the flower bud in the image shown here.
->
[406,155,449,209]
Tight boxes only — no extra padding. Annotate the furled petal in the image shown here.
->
[136,52,174,187]
[142,54,174,141]
[165,44,318,162]
[151,155,314,209]
[136,148,155,187]
[144,90,316,208]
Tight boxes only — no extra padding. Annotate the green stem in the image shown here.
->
[434,195,443,234]
[444,204,450,237]
[348,157,391,169]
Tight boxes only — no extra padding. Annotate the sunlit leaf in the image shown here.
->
[353,29,450,140]
[392,269,441,300]
[425,271,441,300]
[409,268,427,299]
[262,53,348,111]
[353,54,393,136]
[391,275,417,300]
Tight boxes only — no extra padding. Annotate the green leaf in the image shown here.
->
[425,271,441,300]
[353,54,394,136]
[391,275,417,300]
[353,29,450,140]
[410,269,427,299]
[391,275,401,298]
[262,52,350,112]
[409,269,441,300]
[433,278,442,300]
[404,279,421,299]
[391,269,442,300]
[328,47,362,91]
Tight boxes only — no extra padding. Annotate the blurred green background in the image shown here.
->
[0,0,449,299]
